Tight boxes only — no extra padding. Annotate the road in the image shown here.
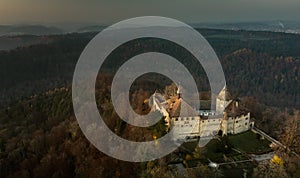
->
[251,152,274,162]
[252,127,300,158]
[252,127,285,148]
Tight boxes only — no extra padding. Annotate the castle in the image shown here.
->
[150,86,255,141]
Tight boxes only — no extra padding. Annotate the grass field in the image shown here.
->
[179,130,273,172]
[228,131,272,153]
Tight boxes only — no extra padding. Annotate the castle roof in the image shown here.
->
[217,86,232,101]
[224,100,249,117]
[167,97,198,117]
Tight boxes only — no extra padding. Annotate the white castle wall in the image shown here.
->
[226,112,251,134]
[199,117,222,137]
[171,116,201,140]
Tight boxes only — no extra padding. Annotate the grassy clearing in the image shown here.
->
[180,130,273,170]
[228,131,272,153]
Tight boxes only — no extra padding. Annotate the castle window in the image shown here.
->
[235,121,238,123]
[186,118,189,121]
[175,118,178,121]
[192,118,195,120]
[202,120,204,123]
[181,118,184,121]
[245,117,248,120]
[245,123,248,125]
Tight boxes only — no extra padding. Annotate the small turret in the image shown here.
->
[177,85,182,99]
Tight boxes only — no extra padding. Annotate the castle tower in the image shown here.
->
[220,111,228,136]
[216,85,232,114]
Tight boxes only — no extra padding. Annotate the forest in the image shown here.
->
[0,28,300,177]
[0,78,300,177]
[0,29,299,109]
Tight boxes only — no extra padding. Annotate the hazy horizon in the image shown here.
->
[2,20,300,33]
[1,0,300,27]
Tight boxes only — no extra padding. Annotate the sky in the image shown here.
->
[0,0,300,26]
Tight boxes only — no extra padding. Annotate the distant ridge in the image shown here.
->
[190,20,300,34]
[0,25,64,36]
[76,25,106,33]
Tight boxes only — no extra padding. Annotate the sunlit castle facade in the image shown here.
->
[150,86,255,141]
[216,86,232,114]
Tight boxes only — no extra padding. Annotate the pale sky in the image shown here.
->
[0,0,299,25]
